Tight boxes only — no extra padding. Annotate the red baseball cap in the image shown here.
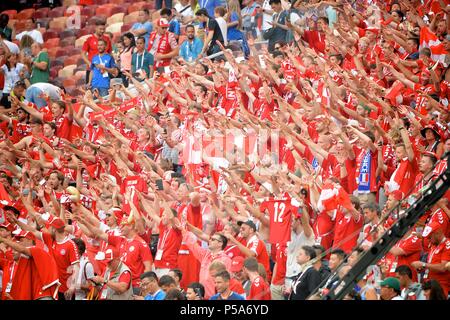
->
[157,18,170,28]
[231,256,244,273]
[13,230,35,241]
[50,217,65,229]
[95,246,120,262]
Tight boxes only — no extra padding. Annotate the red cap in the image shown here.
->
[50,217,65,229]
[230,256,244,273]
[422,220,445,238]
[95,246,120,262]
[156,18,170,28]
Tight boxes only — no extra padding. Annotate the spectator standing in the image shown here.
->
[198,0,223,18]
[0,31,19,54]
[131,36,154,80]
[118,33,135,87]
[179,25,203,63]
[226,0,250,57]
[29,42,49,84]
[0,54,25,108]
[73,238,95,301]
[82,21,112,84]
[88,39,118,97]
[160,8,181,40]
[130,10,153,48]
[262,0,288,52]
[147,18,179,72]
[196,8,225,56]
[241,0,260,39]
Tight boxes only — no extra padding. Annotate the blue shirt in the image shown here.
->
[90,53,116,89]
[227,12,244,41]
[179,37,204,62]
[169,19,181,36]
[131,22,153,47]
[198,0,222,19]
[209,292,245,300]
[144,289,166,300]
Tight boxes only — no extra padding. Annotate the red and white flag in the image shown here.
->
[420,26,447,64]
[317,182,354,212]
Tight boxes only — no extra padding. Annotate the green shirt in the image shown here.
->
[1,26,12,41]
[30,51,50,84]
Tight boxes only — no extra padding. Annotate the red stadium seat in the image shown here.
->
[67,47,82,56]
[110,0,125,4]
[81,6,97,18]
[77,57,87,67]
[60,37,76,47]
[43,38,60,50]
[64,55,81,67]
[128,1,146,14]
[33,10,48,19]
[47,47,60,59]
[43,30,59,42]
[60,30,76,39]
[35,7,50,18]
[1,10,17,19]
[63,78,77,88]
[64,5,83,17]
[36,17,51,29]
[121,23,134,34]
[50,66,62,78]
[16,8,35,20]
[48,6,67,18]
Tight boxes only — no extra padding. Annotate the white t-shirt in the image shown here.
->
[262,0,273,31]
[15,29,44,44]
[174,2,194,18]
[2,40,20,54]
[286,229,315,278]
[27,82,62,100]
[1,63,25,93]
[215,17,228,46]
[75,256,95,300]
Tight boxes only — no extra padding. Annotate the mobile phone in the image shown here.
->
[193,288,202,298]
[155,179,164,191]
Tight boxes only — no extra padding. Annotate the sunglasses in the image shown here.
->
[105,214,112,217]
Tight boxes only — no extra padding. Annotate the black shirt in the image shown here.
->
[289,267,322,300]
[207,18,224,47]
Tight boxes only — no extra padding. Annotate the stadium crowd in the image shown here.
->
[0,0,450,301]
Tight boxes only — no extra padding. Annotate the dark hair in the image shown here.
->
[185,24,195,32]
[121,32,136,52]
[269,0,281,4]
[407,37,420,49]
[187,282,205,299]
[362,202,380,214]
[214,6,226,17]
[0,13,9,25]
[350,195,361,211]
[312,244,326,260]
[216,233,228,250]
[97,38,107,45]
[72,238,86,255]
[14,80,26,90]
[215,270,231,281]
[243,257,259,272]
[364,131,376,142]
[142,9,150,16]
[136,36,146,44]
[392,10,404,20]
[44,121,57,133]
[96,20,106,26]
[164,288,186,300]
[30,117,43,125]
[170,268,183,282]
[318,16,329,25]
[395,265,413,279]
[419,47,431,57]
[195,8,209,17]
[140,271,158,281]
[422,280,447,300]
[49,170,65,184]
[423,152,438,165]
[330,248,346,260]
[160,8,172,17]
[159,274,176,287]
[301,245,317,260]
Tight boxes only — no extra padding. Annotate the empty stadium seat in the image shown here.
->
[123,11,140,24]
[65,55,81,67]
[36,17,52,29]
[121,23,134,34]
[107,12,124,25]
[58,64,77,78]
[48,6,67,18]
[75,35,90,47]
[128,2,146,14]
[60,37,76,47]
[106,22,123,34]
[47,47,60,58]
[43,29,59,42]
[49,17,67,30]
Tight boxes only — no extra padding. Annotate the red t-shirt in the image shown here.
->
[246,235,270,276]
[247,275,271,300]
[42,113,72,140]
[271,243,287,285]
[98,265,132,300]
[333,211,364,254]
[108,234,153,287]
[154,223,182,269]
[425,238,450,295]
[260,197,296,244]
[229,278,245,295]
[120,176,148,215]
[40,233,79,293]
[82,34,112,65]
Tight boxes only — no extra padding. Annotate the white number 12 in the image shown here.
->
[273,202,285,223]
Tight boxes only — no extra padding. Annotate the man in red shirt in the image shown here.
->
[243,257,271,300]
[332,197,364,254]
[225,220,271,279]
[411,225,450,296]
[0,231,60,300]
[82,21,112,84]
[10,215,80,300]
